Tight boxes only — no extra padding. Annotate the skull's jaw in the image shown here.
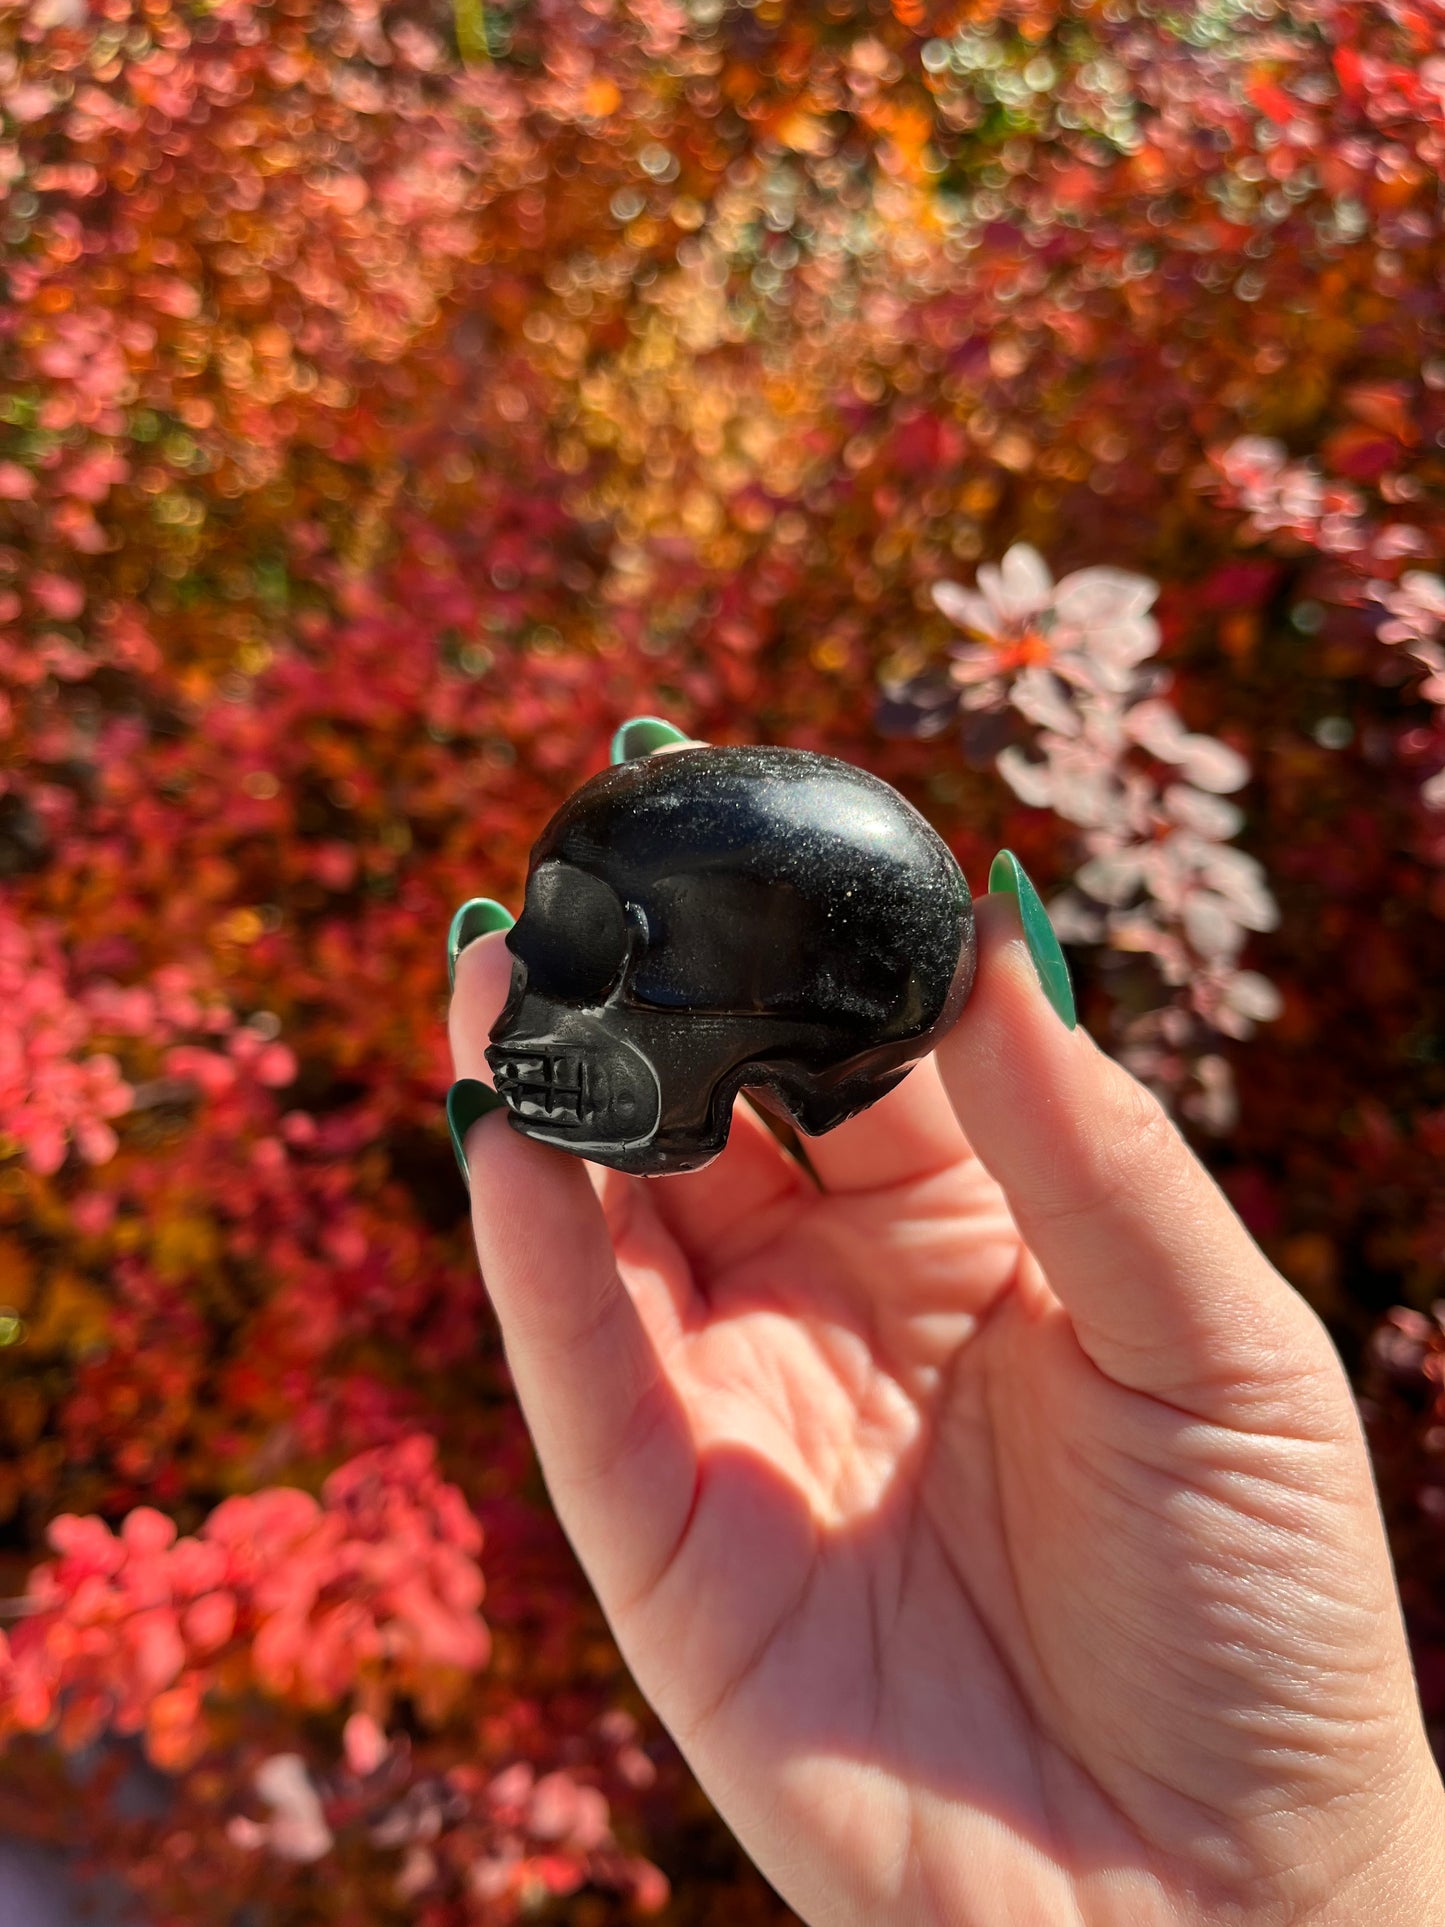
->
[484,1003,956,1177]
[484,1013,663,1159]
[485,997,773,1175]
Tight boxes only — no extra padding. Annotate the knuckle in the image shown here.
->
[1106,1072,1178,1171]
[1034,1067,1182,1234]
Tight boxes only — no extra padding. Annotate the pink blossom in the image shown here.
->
[936,546,1279,1068]
[244,1754,335,1863]
[1369,573,1445,809]
[1375,570,1445,647]
[933,542,1055,641]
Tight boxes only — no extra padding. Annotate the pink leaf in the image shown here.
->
[1123,698,1191,762]
[995,746,1053,807]
[1182,891,1244,961]
[122,1509,178,1556]
[1009,666,1079,736]
[991,543,1054,621]
[183,1591,237,1654]
[129,1611,186,1695]
[1076,850,1146,906]
[932,581,996,636]
[1222,971,1284,1024]
[29,575,85,621]
[343,1710,389,1776]
[1163,785,1244,839]
[1178,735,1250,794]
[256,1043,298,1088]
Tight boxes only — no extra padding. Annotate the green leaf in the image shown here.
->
[455,0,489,64]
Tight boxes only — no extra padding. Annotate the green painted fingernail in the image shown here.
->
[610,716,691,764]
[988,850,1076,1030]
[446,898,514,990]
[446,1078,506,1185]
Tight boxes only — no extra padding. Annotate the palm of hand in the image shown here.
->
[595,1137,1386,1927]
[454,923,1438,1927]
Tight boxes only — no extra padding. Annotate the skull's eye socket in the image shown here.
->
[516,861,629,1003]
[627,874,813,1013]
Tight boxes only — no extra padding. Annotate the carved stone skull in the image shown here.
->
[485,745,975,1175]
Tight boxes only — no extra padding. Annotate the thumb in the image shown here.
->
[935,866,1334,1418]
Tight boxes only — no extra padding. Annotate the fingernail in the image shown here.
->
[610,716,691,764]
[988,850,1076,1030]
[446,898,514,990]
[446,1078,506,1186]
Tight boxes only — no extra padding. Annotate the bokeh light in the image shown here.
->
[1,0,1444,1917]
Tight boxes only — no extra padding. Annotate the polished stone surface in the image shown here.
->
[487,745,975,1174]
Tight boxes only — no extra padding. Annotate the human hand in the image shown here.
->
[446,769,1445,1926]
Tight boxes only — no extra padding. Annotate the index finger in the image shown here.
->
[448,934,700,1610]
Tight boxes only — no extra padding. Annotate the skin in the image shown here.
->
[449,897,1445,1927]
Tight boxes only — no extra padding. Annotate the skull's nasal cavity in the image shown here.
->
[514,860,629,1004]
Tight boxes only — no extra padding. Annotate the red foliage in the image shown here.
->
[0,0,1443,1916]
[5,1436,488,1763]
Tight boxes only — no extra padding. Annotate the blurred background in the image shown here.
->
[1,0,1444,1918]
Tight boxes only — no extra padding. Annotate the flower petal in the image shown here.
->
[995,745,1054,807]
[1009,665,1080,736]
[1053,565,1158,625]
[1163,784,1244,839]
[1124,698,1191,761]
[1179,735,1250,794]
[932,581,999,637]
[995,543,1054,621]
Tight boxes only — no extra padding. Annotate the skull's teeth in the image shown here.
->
[495,1052,592,1125]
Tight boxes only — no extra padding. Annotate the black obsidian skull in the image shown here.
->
[484,745,975,1176]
